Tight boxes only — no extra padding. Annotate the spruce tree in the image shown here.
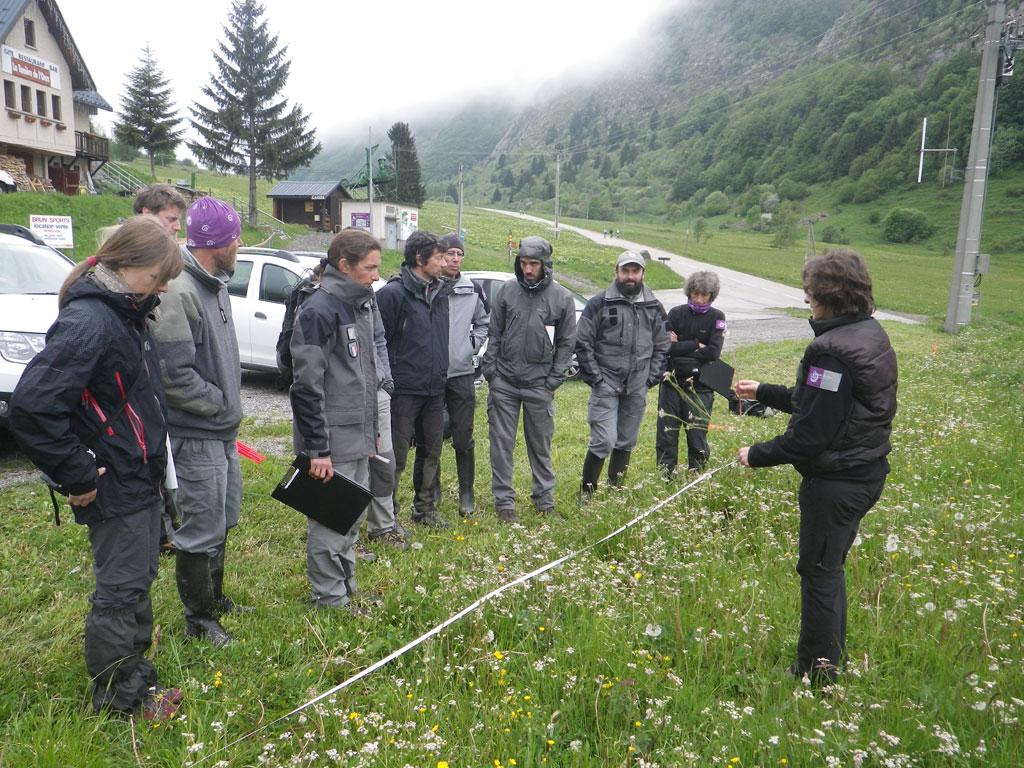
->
[386,122,426,207]
[113,45,183,180]
[188,0,321,225]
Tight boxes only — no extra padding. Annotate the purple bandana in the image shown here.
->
[186,197,241,249]
[688,300,712,314]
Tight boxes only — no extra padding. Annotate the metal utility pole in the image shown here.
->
[553,151,561,239]
[457,162,464,238]
[945,0,1005,333]
[367,127,374,236]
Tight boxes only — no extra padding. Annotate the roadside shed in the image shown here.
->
[267,180,352,231]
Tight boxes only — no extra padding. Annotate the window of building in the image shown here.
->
[20,85,31,112]
[51,94,61,121]
[24,19,36,48]
[4,81,15,109]
[35,90,46,117]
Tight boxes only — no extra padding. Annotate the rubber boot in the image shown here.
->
[580,451,605,502]
[455,448,475,516]
[412,451,440,505]
[607,449,632,487]
[175,550,232,648]
[211,534,253,616]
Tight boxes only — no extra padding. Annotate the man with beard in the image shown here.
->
[576,251,670,497]
[152,197,246,648]
[481,236,577,522]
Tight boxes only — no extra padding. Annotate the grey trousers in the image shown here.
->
[171,436,241,556]
[85,500,162,713]
[487,375,556,511]
[586,384,648,459]
[366,389,398,536]
[307,457,369,607]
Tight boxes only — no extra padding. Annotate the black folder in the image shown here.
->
[271,455,372,536]
[698,359,736,398]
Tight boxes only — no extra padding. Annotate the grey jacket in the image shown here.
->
[575,281,670,394]
[447,273,489,378]
[289,267,377,462]
[481,257,577,389]
[151,248,242,441]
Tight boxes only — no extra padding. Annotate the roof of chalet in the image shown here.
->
[0,0,112,111]
[267,181,353,200]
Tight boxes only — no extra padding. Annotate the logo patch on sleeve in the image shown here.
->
[805,366,842,392]
[715,319,727,330]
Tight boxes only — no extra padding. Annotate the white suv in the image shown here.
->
[0,226,74,423]
[227,247,322,371]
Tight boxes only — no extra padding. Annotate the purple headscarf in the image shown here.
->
[186,197,241,249]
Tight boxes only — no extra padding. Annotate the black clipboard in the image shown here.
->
[698,359,735,398]
[271,455,372,536]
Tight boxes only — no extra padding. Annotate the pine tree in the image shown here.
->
[113,45,183,180]
[386,122,426,207]
[188,0,321,225]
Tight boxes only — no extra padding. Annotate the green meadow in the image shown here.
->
[0,186,1021,765]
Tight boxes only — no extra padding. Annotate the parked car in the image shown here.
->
[0,226,75,424]
[460,270,588,381]
[227,247,322,372]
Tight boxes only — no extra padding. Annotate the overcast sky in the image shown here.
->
[62,0,674,152]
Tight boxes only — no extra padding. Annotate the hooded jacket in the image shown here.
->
[575,280,670,394]
[150,248,242,441]
[481,245,577,389]
[289,266,378,461]
[9,274,168,523]
[376,264,450,397]
[447,272,489,378]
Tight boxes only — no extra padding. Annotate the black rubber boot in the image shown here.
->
[175,550,232,648]
[580,451,605,502]
[211,534,253,616]
[455,448,476,516]
[412,451,440,505]
[607,449,632,487]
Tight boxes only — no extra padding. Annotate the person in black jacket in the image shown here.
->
[375,231,451,528]
[9,217,184,720]
[737,249,898,685]
[656,271,726,473]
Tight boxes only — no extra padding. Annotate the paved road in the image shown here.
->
[480,209,916,353]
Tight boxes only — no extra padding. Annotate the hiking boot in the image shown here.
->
[141,685,183,722]
[455,448,476,516]
[369,529,410,550]
[411,511,450,530]
[580,450,605,502]
[176,550,233,648]
[354,540,379,562]
[185,617,232,648]
[351,590,384,606]
[496,508,519,524]
[536,507,562,520]
[342,602,372,618]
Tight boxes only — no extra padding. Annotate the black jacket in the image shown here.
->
[9,275,168,524]
[749,314,897,478]
[665,303,726,384]
[376,265,450,397]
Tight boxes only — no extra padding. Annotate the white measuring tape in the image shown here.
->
[201,461,735,762]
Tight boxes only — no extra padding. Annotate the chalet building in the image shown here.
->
[0,0,111,194]
[267,180,420,250]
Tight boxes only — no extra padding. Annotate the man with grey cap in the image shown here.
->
[481,236,577,522]
[576,251,670,498]
[151,196,246,647]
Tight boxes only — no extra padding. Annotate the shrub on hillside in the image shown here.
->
[835,181,857,205]
[820,224,850,244]
[867,210,882,224]
[777,177,810,200]
[701,190,730,216]
[883,207,935,243]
